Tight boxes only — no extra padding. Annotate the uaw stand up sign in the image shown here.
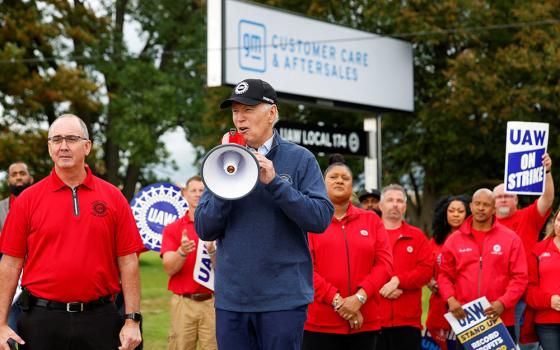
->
[445,297,517,350]
[130,183,188,252]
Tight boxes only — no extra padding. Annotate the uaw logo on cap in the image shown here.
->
[235,81,249,94]
[238,19,266,72]
[130,183,188,252]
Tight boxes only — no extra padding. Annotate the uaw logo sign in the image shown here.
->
[239,19,266,72]
[130,183,188,252]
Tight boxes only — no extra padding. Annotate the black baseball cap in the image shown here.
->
[220,79,278,109]
[358,189,381,202]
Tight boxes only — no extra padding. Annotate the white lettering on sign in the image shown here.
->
[279,128,302,144]
[507,167,544,189]
[147,208,177,226]
[303,131,333,147]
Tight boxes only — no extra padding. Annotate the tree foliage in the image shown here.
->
[0,0,207,199]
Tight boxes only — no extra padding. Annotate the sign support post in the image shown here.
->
[364,116,382,190]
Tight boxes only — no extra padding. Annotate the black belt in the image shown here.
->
[179,293,213,302]
[31,295,113,313]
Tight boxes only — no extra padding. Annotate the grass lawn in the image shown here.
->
[140,251,171,350]
[139,251,433,349]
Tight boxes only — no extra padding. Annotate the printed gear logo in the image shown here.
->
[130,183,188,252]
[91,200,108,217]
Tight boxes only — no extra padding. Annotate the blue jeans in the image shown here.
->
[516,300,541,350]
[535,324,560,350]
[216,306,307,350]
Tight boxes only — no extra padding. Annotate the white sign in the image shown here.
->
[504,122,549,195]
[444,297,517,350]
[207,0,414,112]
[193,241,215,290]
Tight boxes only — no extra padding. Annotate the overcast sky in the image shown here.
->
[123,16,199,186]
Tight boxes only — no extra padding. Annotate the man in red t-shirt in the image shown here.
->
[161,175,216,350]
[494,153,554,253]
[377,184,434,350]
[0,115,144,350]
[494,153,554,348]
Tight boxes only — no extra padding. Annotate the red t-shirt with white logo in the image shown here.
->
[160,213,213,295]
[0,167,144,302]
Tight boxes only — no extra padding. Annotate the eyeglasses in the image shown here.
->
[48,135,88,145]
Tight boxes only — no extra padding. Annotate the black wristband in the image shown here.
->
[177,248,187,257]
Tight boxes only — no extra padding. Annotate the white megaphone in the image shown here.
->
[200,131,260,200]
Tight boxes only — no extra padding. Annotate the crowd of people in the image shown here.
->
[0,79,558,350]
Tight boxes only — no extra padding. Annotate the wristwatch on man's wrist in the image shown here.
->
[125,312,142,322]
[355,293,366,304]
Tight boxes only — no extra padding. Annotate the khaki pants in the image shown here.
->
[168,294,217,350]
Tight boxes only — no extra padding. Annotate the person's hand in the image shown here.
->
[336,294,363,319]
[349,310,364,330]
[118,320,142,350]
[253,152,276,184]
[387,288,403,300]
[179,230,195,256]
[484,300,505,320]
[379,276,400,298]
[427,278,439,294]
[542,153,552,173]
[204,241,216,254]
[448,297,466,320]
[551,295,560,311]
[0,325,24,350]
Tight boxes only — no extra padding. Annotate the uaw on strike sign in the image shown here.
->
[505,122,549,195]
[445,297,517,350]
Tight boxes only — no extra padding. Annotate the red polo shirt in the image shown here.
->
[0,166,144,302]
[160,213,213,295]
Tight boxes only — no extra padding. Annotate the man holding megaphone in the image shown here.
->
[195,79,334,350]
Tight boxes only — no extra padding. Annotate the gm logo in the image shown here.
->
[238,20,266,72]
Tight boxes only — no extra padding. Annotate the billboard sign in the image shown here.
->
[208,0,414,112]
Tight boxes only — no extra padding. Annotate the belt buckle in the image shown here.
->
[66,302,84,312]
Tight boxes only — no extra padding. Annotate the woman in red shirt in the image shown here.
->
[426,195,470,350]
[526,208,560,350]
[302,155,392,350]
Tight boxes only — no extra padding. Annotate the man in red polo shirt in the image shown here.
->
[377,184,434,350]
[161,175,217,350]
[0,114,144,350]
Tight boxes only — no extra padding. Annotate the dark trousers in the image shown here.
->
[17,302,123,350]
[378,326,422,350]
[535,323,560,350]
[455,326,516,350]
[302,330,378,350]
[216,306,307,350]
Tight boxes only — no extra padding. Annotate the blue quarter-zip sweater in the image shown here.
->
[195,131,334,312]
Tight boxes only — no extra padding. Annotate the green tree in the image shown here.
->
[1,0,208,199]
